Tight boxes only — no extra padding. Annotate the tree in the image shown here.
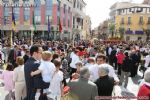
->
[109,23,115,38]
[119,27,125,40]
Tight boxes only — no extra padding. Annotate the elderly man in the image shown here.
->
[95,64,115,96]
[138,68,150,99]
[68,67,98,100]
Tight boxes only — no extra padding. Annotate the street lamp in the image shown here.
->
[30,26,34,45]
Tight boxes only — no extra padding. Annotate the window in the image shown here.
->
[121,17,124,24]
[24,7,30,21]
[128,17,131,25]
[46,0,52,15]
[139,16,144,24]
[64,4,66,14]
[34,0,41,24]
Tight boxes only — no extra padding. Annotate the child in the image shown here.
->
[31,51,56,100]
[48,60,64,100]
[0,63,14,100]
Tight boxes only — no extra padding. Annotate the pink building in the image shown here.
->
[0,0,73,41]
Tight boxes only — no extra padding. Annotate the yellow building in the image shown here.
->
[110,2,150,41]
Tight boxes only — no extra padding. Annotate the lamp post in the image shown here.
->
[30,26,34,45]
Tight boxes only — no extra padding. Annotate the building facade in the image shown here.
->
[83,15,91,39]
[0,0,73,41]
[72,0,86,41]
[110,2,150,41]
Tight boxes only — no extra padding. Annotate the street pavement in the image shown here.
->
[0,69,143,100]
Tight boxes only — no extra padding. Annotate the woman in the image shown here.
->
[0,63,14,100]
[13,56,26,100]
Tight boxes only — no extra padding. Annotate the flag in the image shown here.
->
[48,16,51,33]
[59,18,62,33]
[32,11,36,31]
[12,7,16,31]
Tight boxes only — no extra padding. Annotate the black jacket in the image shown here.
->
[122,56,132,72]
[24,57,42,100]
[95,75,114,96]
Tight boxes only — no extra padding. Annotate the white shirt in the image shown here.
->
[39,61,56,83]
[70,54,80,69]
[108,47,112,55]
[49,71,63,95]
[144,55,150,68]
[88,64,99,82]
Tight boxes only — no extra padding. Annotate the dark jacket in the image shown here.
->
[95,75,114,96]
[122,56,132,72]
[24,57,42,100]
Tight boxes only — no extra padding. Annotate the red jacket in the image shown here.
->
[138,84,150,99]
[116,52,125,64]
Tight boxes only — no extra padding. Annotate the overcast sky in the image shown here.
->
[84,0,143,29]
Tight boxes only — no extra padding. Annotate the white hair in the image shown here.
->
[98,64,109,76]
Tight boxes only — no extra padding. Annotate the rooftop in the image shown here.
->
[110,2,150,10]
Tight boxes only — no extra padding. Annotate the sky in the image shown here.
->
[84,0,143,29]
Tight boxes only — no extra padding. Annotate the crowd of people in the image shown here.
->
[0,39,150,100]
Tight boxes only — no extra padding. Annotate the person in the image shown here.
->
[48,60,64,100]
[95,54,119,83]
[23,49,30,63]
[0,63,14,100]
[13,56,26,100]
[68,67,98,100]
[24,45,43,100]
[7,45,19,68]
[120,52,132,88]
[116,49,125,76]
[71,61,83,80]
[138,68,150,99]
[130,50,139,77]
[70,50,80,79]
[95,64,115,96]
[31,51,56,100]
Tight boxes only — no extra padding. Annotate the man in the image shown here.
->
[24,45,43,100]
[68,67,98,100]
[95,54,119,83]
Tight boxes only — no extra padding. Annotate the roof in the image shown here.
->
[110,2,150,10]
